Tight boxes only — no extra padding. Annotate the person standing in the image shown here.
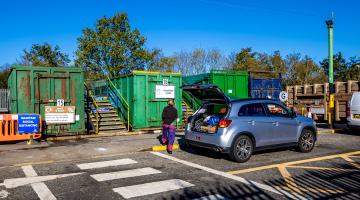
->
[161,99,178,154]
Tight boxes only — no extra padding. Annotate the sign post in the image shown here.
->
[279,91,288,102]
[326,18,334,128]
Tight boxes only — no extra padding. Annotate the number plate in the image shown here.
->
[353,114,360,119]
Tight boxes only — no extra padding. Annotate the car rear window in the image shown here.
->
[238,103,266,117]
[351,93,360,106]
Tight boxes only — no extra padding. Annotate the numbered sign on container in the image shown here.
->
[57,99,65,106]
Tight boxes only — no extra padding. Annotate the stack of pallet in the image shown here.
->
[286,80,360,122]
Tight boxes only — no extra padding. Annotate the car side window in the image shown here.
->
[266,103,289,118]
[238,103,266,117]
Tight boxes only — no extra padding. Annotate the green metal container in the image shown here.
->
[112,71,183,130]
[183,70,249,99]
[8,66,85,135]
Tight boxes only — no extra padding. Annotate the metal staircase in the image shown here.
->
[85,82,129,134]
[182,101,194,126]
[90,97,127,134]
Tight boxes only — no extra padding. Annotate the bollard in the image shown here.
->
[328,112,332,128]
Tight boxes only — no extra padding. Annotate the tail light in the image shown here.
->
[219,119,232,128]
[347,103,350,117]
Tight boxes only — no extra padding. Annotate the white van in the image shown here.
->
[347,92,360,132]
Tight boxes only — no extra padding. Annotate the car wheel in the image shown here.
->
[230,135,253,163]
[297,129,315,153]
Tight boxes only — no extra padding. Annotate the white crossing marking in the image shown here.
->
[151,152,307,200]
[22,165,38,177]
[77,158,137,170]
[22,165,56,200]
[192,194,229,200]
[113,179,194,199]
[91,167,161,182]
[0,190,9,199]
[3,173,83,189]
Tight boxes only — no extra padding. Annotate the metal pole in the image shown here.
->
[326,19,334,128]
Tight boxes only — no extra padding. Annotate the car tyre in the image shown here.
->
[230,135,253,163]
[297,129,315,153]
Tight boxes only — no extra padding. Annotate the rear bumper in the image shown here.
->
[347,118,360,127]
[185,139,230,153]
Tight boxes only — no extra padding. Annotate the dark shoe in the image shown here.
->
[167,150,172,154]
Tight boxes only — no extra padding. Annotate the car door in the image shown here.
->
[265,102,299,144]
[237,103,274,147]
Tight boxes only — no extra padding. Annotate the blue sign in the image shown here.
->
[18,114,40,134]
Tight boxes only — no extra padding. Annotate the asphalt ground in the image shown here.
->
[0,131,359,200]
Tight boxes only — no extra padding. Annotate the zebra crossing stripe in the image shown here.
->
[77,159,137,170]
[113,179,194,199]
[21,166,57,200]
[91,167,161,182]
[192,194,229,200]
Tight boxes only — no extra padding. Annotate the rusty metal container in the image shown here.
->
[7,66,85,135]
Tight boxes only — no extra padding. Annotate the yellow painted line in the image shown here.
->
[286,165,359,172]
[278,165,303,195]
[227,164,280,174]
[227,151,360,175]
[341,156,360,169]
[348,155,360,158]
[152,144,179,151]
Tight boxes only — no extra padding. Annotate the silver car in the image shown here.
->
[183,84,317,163]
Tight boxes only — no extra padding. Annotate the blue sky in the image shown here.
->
[1,0,359,66]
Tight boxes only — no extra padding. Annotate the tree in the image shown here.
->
[148,49,176,72]
[284,53,326,85]
[173,48,208,76]
[0,64,11,88]
[232,48,259,71]
[347,56,360,80]
[75,13,155,79]
[207,49,226,70]
[173,50,192,75]
[319,52,349,81]
[190,48,207,74]
[270,51,286,74]
[19,43,70,67]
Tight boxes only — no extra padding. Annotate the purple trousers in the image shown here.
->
[162,124,176,151]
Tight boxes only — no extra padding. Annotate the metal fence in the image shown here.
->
[0,89,9,113]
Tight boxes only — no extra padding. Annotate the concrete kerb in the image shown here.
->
[45,131,141,141]
[45,128,185,142]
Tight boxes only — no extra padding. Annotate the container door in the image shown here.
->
[15,70,33,113]
[51,69,84,133]
[33,69,52,116]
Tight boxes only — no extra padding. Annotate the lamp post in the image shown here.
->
[326,19,334,128]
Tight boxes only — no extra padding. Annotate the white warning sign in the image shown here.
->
[155,85,175,99]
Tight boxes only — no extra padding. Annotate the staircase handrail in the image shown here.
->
[182,90,202,111]
[84,83,100,134]
[106,77,130,130]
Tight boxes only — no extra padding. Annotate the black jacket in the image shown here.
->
[162,105,178,125]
